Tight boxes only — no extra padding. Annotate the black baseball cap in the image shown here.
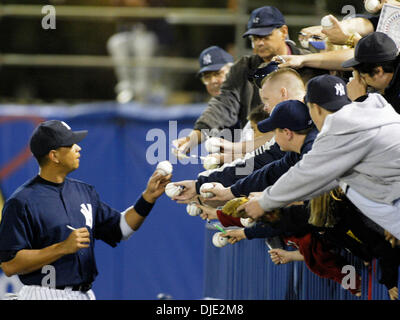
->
[248,61,279,89]
[197,46,234,77]
[305,75,352,111]
[29,120,88,158]
[242,6,285,38]
[257,100,313,133]
[342,32,399,68]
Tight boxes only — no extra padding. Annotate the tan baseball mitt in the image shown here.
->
[221,197,249,218]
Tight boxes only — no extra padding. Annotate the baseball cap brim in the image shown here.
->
[58,130,88,147]
[242,26,277,38]
[306,97,352,111]
[257,118,275,133]
[341,57,361,69]
[197,63,227,77]
[320,98,352,111]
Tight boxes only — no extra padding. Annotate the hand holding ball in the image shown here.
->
[156,161,173,176]
[203,155,220,170]
[365,0,381,13]
[200,183,215,198]
[321,15,333,29]
[240,218,256,228]
[205,137,221,154]
[186,202,202,216]
[165,183,183,198]
[212,232,229,248]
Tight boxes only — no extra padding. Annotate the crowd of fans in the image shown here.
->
[168,0,400,300]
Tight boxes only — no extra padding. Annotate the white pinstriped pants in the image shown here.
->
[16,285,96,300]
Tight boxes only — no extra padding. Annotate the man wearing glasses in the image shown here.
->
[173,6,314,156]
[197,46,234,98]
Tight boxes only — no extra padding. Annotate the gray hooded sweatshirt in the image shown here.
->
[259,93,400,211]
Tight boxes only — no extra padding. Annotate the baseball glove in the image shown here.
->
[221,197,249,218]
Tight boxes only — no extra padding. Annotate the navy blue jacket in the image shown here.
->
[230,127,319,197]
[196,141,285,194]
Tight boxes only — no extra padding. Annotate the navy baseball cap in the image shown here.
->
[342,32,399,68]
[305,75,352,111]
[197,46,234,77]
[242,6,285,38]
[248,61,279,89]
[30,120,88,158]
[257,100,313,133]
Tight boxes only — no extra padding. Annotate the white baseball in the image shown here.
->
[240,218,256,228]
[321,15,333,29]
[165,183,183,198]
[205,137,221,154]
[200,183,215,198]
[365,0,381,13]
[203,156,220,170]
[186,202,202,216]
[156,160,173,176]
[212,232,229,248]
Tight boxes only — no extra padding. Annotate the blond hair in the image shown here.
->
[261,67,304,88]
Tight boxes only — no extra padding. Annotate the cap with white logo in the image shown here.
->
[242,6,285,38]
[305,75,352,111]
[29,120,88,158]
[197,46,234,77]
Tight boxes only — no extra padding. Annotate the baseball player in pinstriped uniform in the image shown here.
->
[0,120,170,300]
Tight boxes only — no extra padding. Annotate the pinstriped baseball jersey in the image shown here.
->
[0,175,123,287]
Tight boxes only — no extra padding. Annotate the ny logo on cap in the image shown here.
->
[335,83,346,96]
[203,53,212,65]
[253,16,260,24]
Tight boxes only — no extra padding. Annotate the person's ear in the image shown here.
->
[373,66,385,79]
[279,25,289,39]
[48,150,60,164]
[283,128,292,139]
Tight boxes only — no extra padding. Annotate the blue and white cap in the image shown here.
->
[257,100,313,133]
[305,75,352,111]
[197,46,234,77]
[242,6,285,38]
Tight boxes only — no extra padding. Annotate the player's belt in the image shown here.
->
[56,283,92,292]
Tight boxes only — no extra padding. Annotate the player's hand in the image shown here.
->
[172,180,197,203]
[197,204,218,221]
[143,171,172,203]
[237,195,265,220]
[201,182,235,202]
[272,55,305,69]
[221,229,246,244]
[62,228,90,254]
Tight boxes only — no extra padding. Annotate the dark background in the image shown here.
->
[0,0,365,105]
